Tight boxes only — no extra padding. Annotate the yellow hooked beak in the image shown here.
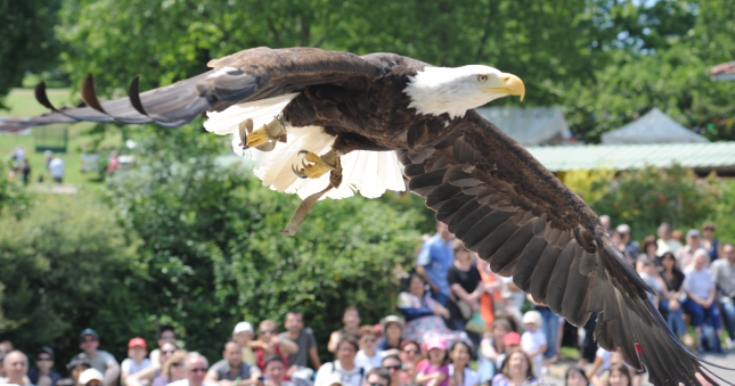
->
[482,73,526,101]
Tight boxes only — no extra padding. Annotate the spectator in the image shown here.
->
[380,355,407,386]
[150,325,177,367]
[28,347,61,386]
[43,151,52,171]
[328,308,361,353]
[122,338,152,385]
[12,146,26,164]
[599,215,611,236]
[107,151,120,175]
[564,367,589,386]
[712,243,735,349]
[478,319,511,384]
[252,320,297,374]
[74,328,120,386]
[128,342,177,386]
[417,222,455,307]
[64,358,91,386]
[205,341,261,386]
[280,312,321,379]
[169,353,214,386]
[701,222,722,261]
[656,223,682,256]
[476,259,502,331]
[520,311,545,379]
[671,229,684,245]
[496,332,521,371]
[396,274,467,345]
[497,276,524,329]
[447,241,482,343]
[315,338,365,386]
[529,297,558,366]
[49,156,65,184]
[20,160,31,186]
[585,348,621,383]
[676,229,704,270]
[490,349,535,386]
[657,252,688,345]
[2,351,32,386]
[152,350,187,386]
[78,369,104,386]
[635,257,661,308]
[355,326,382,371]
[263,356,294,386]
[615,224,639,263]
[447,341,477,386]
[416,336,449,386]
[604,364,631,386]
[397,341,420,384]
[363,369,390,386]
[639,236,658,266]
[232,323,256,365]
[683,251,724,352]
[0,341,11,379]
[377,317,404,353]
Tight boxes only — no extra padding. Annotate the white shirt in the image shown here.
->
[595,348,613,375]
[684,267,714,299]
[314,361,364,386]
[122,358,152,375]
[168,379,217,386]
[354,350,382,371]
[521,329,546,378]
[448,366,479,386]
[49,158,64,178]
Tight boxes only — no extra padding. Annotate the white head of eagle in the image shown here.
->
[404,65,525,119]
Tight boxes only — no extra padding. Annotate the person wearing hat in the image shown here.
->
[677,229,706,270]
[64,358,92,386]
[232,322,256,365]
[78,369,104,386]
[520,311,546,379]
[494,331,521,373]
[28,347,61,386]
[122,338,152,385]
[73,328,120,386]
[376,316,404,354]
[614,224,639,263]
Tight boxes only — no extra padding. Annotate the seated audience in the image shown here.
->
[252,320,297,374]
[315,338,364,386]
[355,326,382,371]
[701,222,722,261]
[74,328,120,386]
[380,355,407,386]
[152,350,187,386]
[170,353,214,386]
[328,308,361,354]
[520,312,545,379]
[600,364,631,386]
[377,317,404,353]
[447,341,477,386]
[232,323,256,365]
[635,257,662,308]
[615,224,640,264]
[656,223,682,256]
[657,252,689,344]
[150,326,177,368]
[640,236,658,265]
[79,369,104,386]
[712,243,735,349]
[490,349,536,386]
[205,341,261,386]
[477,319,511,384]
[263,356,295,386]
[416,335,449,386]
[29,347,61,386]
[128,342,178,386]
[2,351,33,386]
[564,367,589,386]
[397,341,420,384]
[65,358,92,386]
[676,230,704,270]
[397,274,468,345]
[363,369,390,386]
[280,312,320,379]
[683,251,724,352]
[122,338,153,385]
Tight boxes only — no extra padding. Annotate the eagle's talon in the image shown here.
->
[245,115,287,148]
[292,164,308,179]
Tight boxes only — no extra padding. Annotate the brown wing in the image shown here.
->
[0,47,391,132]
[398,110,729,386]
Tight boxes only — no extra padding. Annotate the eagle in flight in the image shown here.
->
[0,47,730,386]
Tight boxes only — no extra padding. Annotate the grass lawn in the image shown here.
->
[1,88,122,187]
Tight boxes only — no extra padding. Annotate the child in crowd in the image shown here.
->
[233,321,256,365]
[121,338,152,385]
[520,311,546,379]
[355,325,382,371]
[416,336,449,386]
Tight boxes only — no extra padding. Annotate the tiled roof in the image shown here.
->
[711,61,735,81]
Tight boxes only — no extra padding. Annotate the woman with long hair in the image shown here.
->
[152,350,187,386]
[658,252,690,345]
[448,341,477,386]
[490,349,535,386]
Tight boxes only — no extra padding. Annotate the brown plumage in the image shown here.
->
[1,47,730,386]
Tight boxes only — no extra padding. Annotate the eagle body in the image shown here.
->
[1,46,731,386]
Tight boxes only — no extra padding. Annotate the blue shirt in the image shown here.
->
[417,234,454,296]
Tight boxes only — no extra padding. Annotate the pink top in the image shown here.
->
[417,361,450,386]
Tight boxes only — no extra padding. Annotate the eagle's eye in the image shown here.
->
[476,74,489,83]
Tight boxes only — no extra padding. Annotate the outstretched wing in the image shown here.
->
[399,110,728,386]
[0,47,388,132]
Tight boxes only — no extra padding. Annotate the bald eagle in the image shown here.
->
[0,47,729,386]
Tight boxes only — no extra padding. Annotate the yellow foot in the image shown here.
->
[239,116,287,150]
[292,151,331,179]
[246,128,270,148]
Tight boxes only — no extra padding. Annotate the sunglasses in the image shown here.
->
[171,363,183,368]
[189,368,207,373]
[383,365,401,371]
[37,357,53,362]
[261,329,276,335]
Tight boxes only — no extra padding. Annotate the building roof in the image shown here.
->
[526,142,735,174]
[600,108,707,144]
[711,61,735,81]
[476,106,571,146]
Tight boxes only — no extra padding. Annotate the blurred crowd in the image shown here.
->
[0,219,733,386]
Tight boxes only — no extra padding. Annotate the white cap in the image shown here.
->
[233,321,253,335]
[522,310,542,326]
[79,368,104,385]
[616,224,631,234]
[317,373,343,386]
